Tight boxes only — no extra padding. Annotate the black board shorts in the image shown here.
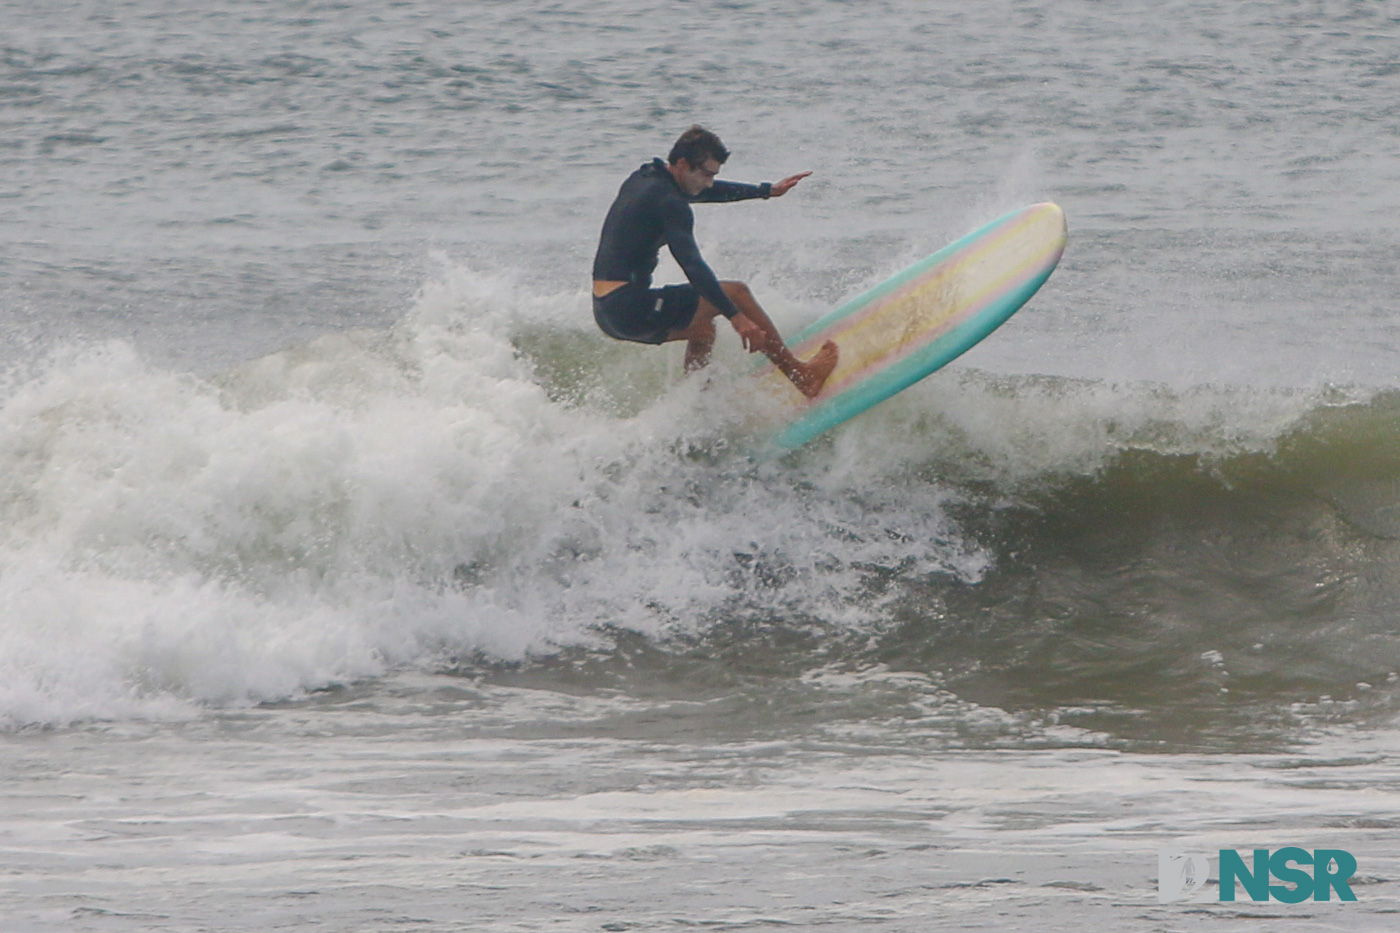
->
[592,283,700,345]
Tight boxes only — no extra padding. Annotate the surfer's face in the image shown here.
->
[676,157,720,195]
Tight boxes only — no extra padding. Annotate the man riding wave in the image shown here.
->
[592,125,838,397]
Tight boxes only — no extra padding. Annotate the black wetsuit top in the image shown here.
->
[592,158,771,319]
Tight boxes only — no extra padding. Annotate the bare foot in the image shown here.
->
[794,341,839,398]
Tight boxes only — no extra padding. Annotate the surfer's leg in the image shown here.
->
[666,301,721,372]
[717,281,839,398]
[682,310,716,372]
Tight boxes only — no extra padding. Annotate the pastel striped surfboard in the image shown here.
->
[757,202,1067,450]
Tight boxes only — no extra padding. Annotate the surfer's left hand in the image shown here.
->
[730,313,768,353]
[770,171,812,197]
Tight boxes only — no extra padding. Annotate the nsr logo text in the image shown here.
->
[1159,848,1357,904]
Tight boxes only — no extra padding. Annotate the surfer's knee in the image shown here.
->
[692,296,725,323]
[690,313,716,341]
[720,280,753,303]
[670,306,716,345]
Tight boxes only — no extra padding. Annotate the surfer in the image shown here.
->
[592,126,839,398]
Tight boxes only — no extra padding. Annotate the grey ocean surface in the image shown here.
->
[4,1,1400,930]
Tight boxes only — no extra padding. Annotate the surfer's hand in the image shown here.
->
[769,171,812,197]
[730,313,768,353]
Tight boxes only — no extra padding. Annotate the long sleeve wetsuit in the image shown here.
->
[592,158,771,319]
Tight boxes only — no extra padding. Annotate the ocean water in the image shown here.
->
[4,0,1400,929]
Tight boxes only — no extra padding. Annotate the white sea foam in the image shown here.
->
[0,266,971,727]
[0,259,1373,729]
[0,269,602,726]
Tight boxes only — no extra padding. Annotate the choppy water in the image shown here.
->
[4,1,1400,930]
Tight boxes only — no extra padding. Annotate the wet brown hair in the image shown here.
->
[667,125,730,167]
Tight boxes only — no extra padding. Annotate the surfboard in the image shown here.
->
[755,202,1067,450]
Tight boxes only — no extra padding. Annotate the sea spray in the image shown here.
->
[0,264,1391,730]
